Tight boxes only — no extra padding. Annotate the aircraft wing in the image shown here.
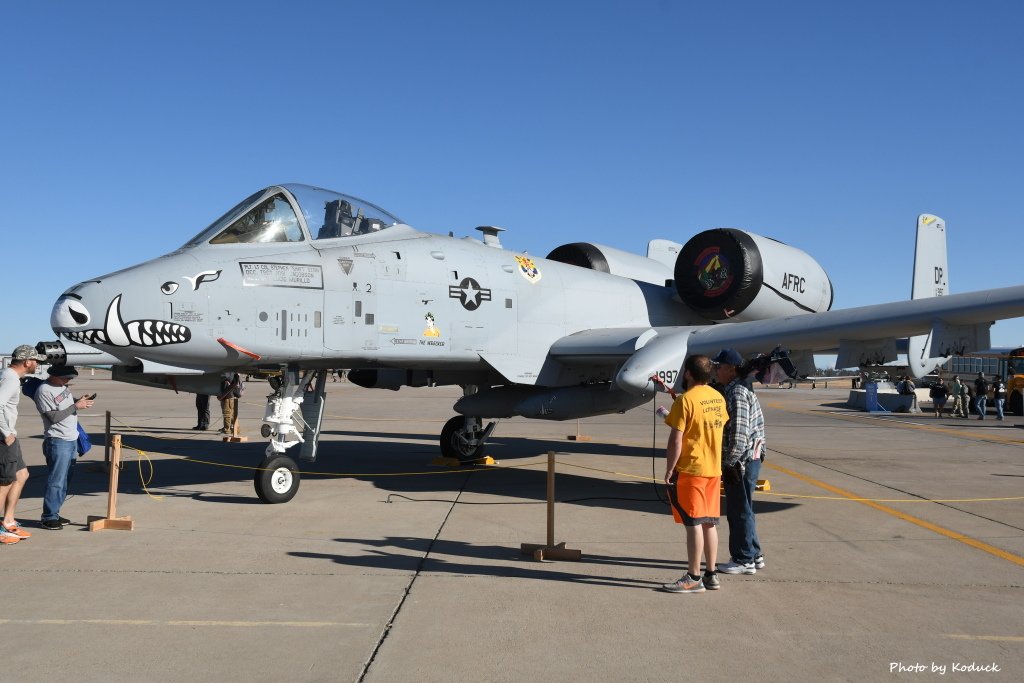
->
[548,284,1024,395]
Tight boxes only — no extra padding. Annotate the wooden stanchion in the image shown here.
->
[566,418,591,441]
[223,415,248,443]
[88,434,134,532]
[520,451,581,561]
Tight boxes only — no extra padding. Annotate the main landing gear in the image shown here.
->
[440,385,497,463]
[440,415,496,463]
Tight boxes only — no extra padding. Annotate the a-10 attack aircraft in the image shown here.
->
[37,184,1024,502]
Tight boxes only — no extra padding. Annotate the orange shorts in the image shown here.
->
[668,474,721,526]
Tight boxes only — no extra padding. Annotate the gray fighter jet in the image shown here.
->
[37,184,1024,502]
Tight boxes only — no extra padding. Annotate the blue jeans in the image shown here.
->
[975,395,987,418]
[995,398,1005,419]
[42,437,76,521]
[723,457,762,563]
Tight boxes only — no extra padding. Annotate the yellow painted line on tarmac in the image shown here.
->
[765,462,1024,568]
[762,401,1024,445]
[944,634,1024,642]
[0,618,367,628]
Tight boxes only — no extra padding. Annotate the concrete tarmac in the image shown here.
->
[2,371,1021,682]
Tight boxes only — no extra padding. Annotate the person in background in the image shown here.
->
[193,394,210,431]
[929,378,949,418]
[959,379,970,419]
[897,375,918,411]
[33,365,95,530]
[0,345,49,543]
[974,372,989,420]
[951,376,965,418]
[992,375,1007,421]
[218,371,243,434]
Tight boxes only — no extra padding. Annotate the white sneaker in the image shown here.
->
[754,555,765,570]
[660,575,705,593]
[718,560,756,575]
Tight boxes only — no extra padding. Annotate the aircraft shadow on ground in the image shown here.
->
[33,432,797,516]
[289,536,702,589]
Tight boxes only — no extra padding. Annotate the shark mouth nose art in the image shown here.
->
[62,295,191,347]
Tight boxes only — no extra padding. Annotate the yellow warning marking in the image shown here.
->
[0,619,366,628]
[944,634,1024,642]
[766,463,1024,568]
[762,401,1024,445]
[759,491,1024,503]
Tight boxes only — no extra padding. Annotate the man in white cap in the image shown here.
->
[1,344,49,543]
[34,365,94,530]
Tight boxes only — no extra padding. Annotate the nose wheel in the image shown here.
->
[254,454,300,503]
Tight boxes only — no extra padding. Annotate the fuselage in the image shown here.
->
[49,184,704,386]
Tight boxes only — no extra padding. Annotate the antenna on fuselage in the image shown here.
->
[476,225,505,248]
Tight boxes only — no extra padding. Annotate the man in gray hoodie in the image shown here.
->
[33,365,94,530]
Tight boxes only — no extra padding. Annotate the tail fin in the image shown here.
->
[907,214,948,377]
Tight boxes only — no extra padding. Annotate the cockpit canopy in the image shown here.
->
[183,184,404,248]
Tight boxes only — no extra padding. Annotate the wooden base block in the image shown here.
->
[566,435,592,441]
[88,515,134,532]
[520,542,582,562]
[222,436,249,443]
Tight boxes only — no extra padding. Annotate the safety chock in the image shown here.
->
[431,455,496,467]
[720,478,771,492]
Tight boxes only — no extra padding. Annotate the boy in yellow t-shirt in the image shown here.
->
[660,354,727,594]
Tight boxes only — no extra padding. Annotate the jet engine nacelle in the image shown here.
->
[674,228,833,322]
[546,242,673,285]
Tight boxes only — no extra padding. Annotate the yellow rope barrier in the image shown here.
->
[108,416,1024,505]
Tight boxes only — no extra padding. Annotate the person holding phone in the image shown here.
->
[33,365,94,530]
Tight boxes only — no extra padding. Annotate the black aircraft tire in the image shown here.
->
[440,416,485,463]
[254,454,300,504]
[1011,392,1023,416]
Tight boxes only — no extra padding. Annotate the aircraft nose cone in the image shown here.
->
[51,295,92,330]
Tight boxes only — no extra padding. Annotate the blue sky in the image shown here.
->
[2,1,1022,364]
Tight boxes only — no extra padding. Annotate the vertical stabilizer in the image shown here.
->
[907,214,948,377]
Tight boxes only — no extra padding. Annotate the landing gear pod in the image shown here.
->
[675,228,833,322]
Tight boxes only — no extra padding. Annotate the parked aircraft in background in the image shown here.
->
[37,185,1024,502]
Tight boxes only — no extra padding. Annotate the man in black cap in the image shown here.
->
[712,348,766,575]
[1,344,48,543]
[33,365,94,529]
